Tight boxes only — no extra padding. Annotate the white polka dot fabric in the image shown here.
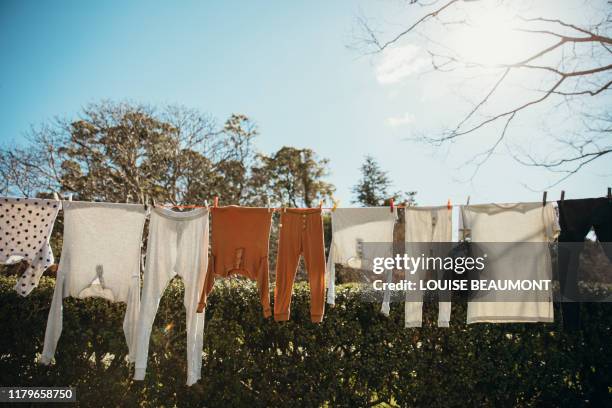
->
[0,197,61,296]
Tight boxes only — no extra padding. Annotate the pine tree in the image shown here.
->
[352,156,391,206]
[352,155,416,207]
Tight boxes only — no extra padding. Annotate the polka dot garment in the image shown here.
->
[0,197,61,296]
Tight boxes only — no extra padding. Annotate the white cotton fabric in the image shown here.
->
[41,201,146,365]
[0,197,60,296]
[380,206,453,327]
[326,208,396,305]
[134,207,209,386]
[460,202,558,324]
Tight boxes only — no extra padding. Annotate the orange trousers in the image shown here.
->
[274,208,326,323]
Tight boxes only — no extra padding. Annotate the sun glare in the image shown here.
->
[450,2,524,66]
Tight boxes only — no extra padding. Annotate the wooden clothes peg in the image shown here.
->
[560,191,565,202]
[447,199,452,210]
[542,191,547,207]
[389,198,394,212]
[213,196,219,208]
[144,194,150,211]
[146,196,156,211]
[608,187,611,202]
[332,199,339,212]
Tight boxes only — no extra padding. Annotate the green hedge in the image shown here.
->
[0,275,610,407]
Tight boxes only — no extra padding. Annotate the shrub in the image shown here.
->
[0,275,610,407]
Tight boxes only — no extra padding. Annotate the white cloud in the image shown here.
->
[375,44,428,85]
[385,112,415,127]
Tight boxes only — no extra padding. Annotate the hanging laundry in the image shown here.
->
[381,206,453,327]
[0,197,60,296]
[274,208,326,323]
[326,207,396,305]
[460,202,558,324]
[557,197,612,330]
[133,207,209,386]
[41,201,146,365]
[197,206,273,317]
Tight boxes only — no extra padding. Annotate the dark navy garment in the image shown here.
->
[557,197,612,330]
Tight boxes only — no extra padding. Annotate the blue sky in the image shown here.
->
[1,0,610,206]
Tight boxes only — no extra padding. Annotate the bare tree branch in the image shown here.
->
[375,0,462,52]
[355,0,612,182]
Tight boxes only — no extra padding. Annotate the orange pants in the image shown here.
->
[274,208,326,323]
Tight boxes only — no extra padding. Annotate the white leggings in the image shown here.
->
[133,207,209,386]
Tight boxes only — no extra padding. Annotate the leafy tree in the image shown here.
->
[0,102,337,211]
[0,101,258,205]
[352,155,416,206]
[251,146,335,208]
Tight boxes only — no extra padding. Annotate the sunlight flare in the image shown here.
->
[450,1,524,66]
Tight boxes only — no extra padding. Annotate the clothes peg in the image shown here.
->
[204,200,209,209]
[53,192,60,201]
[560,191,565,202]
[213,196,219,208]
[542,191,547,207]
[447,198,452,210]
[389,198,394,212]
[608,187,611,202]
[332,199,339,212]
[319,200,323,209]
[267,197,272,213]
[68,193,73,202]
[148,196,156,209]
[466,196,470,205]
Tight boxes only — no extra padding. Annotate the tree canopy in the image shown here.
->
[251,146,335,208]
[0,101,335,207]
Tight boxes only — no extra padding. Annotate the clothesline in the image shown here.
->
[159,204,424,210]
[152,194,534,211]
[35,187,612,211]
